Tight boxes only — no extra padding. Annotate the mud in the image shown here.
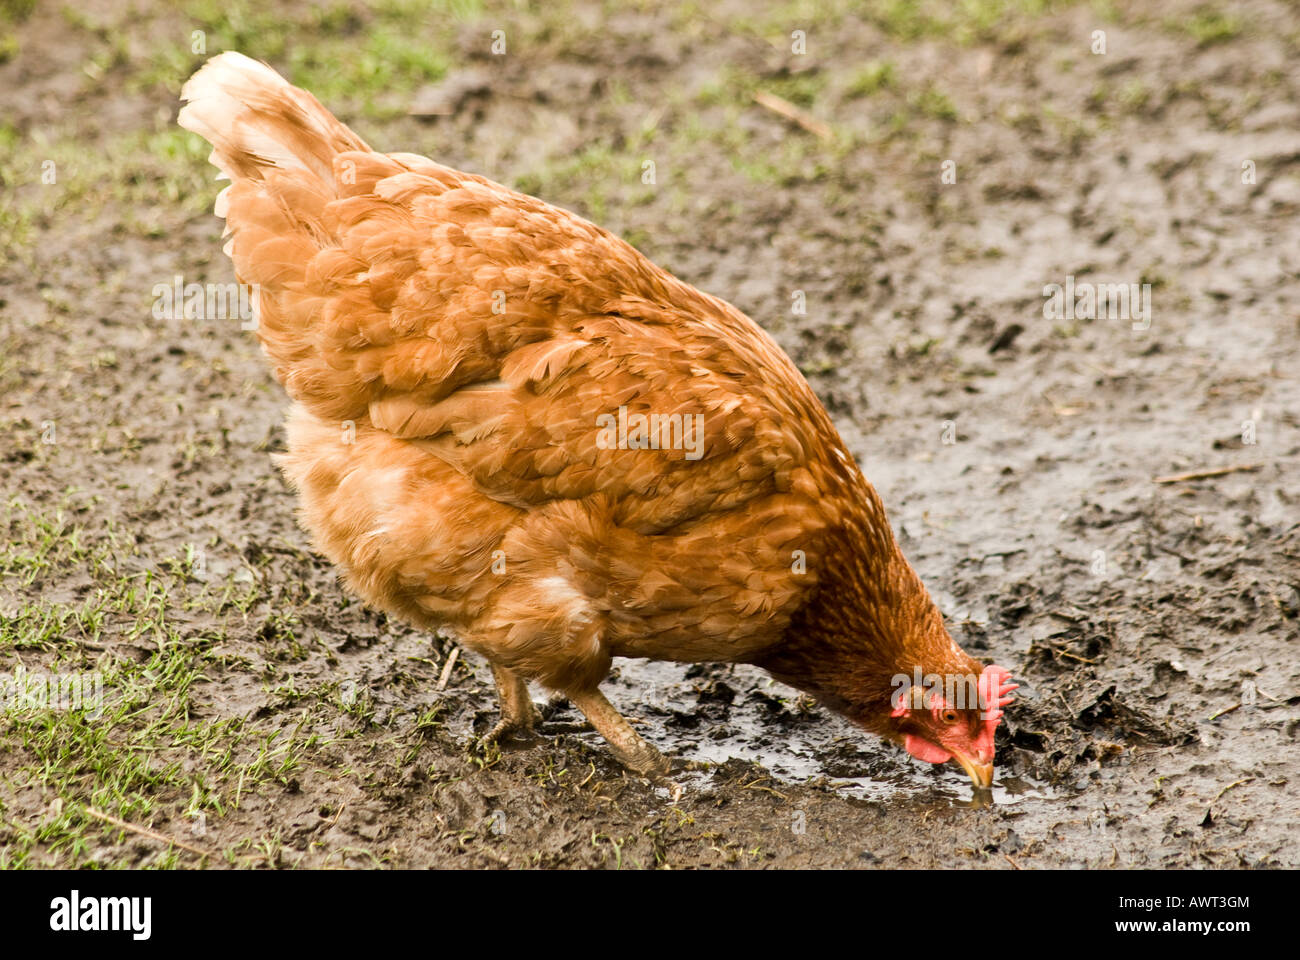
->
[0,0,1297,868]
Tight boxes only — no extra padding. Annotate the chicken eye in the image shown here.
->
[940,708,959,725]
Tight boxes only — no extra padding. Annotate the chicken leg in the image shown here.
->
[483,664,541,743]
[569,689,669,778]
[485,670,667,780]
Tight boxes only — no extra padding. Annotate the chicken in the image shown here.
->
[178,52,1016,790]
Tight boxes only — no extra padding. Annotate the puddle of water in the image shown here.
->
[605,658,1058,807]
[447,652,1058,808]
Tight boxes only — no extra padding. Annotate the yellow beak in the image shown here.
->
[952,751,994,790]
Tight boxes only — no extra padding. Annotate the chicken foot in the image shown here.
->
[482,664,541,743]
[568,689,669,778]
[481,666,667,780]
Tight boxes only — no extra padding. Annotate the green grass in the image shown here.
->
[671,0,1069,45]
[846,60,896,98]
[865,0,1064,45]
[0,488,468,866]
[1177,6,1242,47]
[133,0,479,116]
[0,123,212,261]
[0,0,35,61]
[0,499,343,867]
[912,85,959,122]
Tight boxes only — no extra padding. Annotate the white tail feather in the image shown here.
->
[178,51,368,209]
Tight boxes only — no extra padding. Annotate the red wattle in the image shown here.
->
[904,734,952,764]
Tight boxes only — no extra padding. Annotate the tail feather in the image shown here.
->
[179,52,384,420]
[178,52,369,195]
[179,52,507,424]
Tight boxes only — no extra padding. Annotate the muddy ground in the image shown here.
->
[0,0,1297,868]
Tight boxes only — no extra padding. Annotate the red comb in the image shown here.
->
[975,664,1018,755]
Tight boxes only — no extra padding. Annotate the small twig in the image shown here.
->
[1208,703,1240,721]
[740,778,789,800]
[326,802,347,829]
[1213,778,1253,802]
[85,806,215,859]
[437,647,459,690]
[1152,463,1263,484]
[753,91,832,140]
[1047,644,1097,665]
[1004,853,1022,870]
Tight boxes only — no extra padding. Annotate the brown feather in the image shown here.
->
[180,53,991,738]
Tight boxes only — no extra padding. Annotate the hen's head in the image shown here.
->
[887,663,1018,790]
[753,483,1021,793]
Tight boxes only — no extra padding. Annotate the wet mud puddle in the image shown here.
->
[603,660,1057,807]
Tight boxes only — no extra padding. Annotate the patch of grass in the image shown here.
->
[0,0,35,21]
[0,124,37,258]
[912,85,959,122]
[0,496,120,589]
[511,140,642,222]
[134,0,481,120]
[0,500,349,867]
[846,60,895,98]
[0,0,34,60]
[866,0,1063,45]
[1117,79,1151,114]
[761,71,828,109]
[0,121,213,260]
[673,110,832,187]
[1177,6,1242,47]
[687,0,1069,45]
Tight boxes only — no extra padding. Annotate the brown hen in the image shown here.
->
[179,53,1015,789]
